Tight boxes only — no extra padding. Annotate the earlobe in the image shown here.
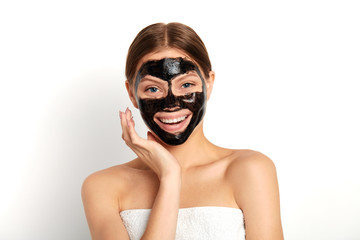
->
[125,80,139,109]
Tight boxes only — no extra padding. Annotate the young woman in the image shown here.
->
[82,22,284,240]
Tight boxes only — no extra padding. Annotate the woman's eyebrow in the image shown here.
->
[172,71,199,81]
[139,75,167,84]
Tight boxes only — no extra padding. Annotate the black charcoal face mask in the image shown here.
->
[134,57,207,145]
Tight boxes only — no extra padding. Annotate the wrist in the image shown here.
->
[160,170,182,185]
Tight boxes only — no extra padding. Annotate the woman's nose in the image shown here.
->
[162,92,181,110]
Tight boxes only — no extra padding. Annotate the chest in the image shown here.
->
[121,160,238,210]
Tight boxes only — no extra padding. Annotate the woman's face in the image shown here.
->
[128,48,214,145]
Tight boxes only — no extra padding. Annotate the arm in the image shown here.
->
[228,151,284,240]
[121,108,182,240]
[141,173,182,240]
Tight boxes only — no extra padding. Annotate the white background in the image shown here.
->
[1,0,359,239]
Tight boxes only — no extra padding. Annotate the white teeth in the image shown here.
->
[160,115,186,124]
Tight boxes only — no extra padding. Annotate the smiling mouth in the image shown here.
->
[154,112,192,134]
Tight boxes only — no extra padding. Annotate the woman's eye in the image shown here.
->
[182,83,192,88]
[146,87,159,93]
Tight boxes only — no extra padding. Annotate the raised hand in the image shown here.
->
[119,108,181,179]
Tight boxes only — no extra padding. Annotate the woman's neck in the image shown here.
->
[161,124,220,172]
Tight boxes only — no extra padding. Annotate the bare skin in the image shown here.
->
[81,48,284,240]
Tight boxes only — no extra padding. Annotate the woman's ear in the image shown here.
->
[205,71,215,101]
[125,80,139,109]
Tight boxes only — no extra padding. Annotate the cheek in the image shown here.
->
[180,93,206,112]
[138,98,164,116]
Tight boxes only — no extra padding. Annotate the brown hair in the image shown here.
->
[125,22,212,84]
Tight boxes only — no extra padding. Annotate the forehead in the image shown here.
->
[134,48,207,79]
[135,48,190,72]
[137,58,198,81]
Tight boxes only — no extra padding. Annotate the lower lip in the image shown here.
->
[155,114,192,134]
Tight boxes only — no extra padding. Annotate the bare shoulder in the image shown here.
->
[82,164,129,189]
[82,158,147,185]
[225,149,279,208]
[81,163,137,209]
[226,149,276,177]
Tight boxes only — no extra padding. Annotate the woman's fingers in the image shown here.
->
[125,108,142,146]
[120,107,146,150]
[119,110,131,143]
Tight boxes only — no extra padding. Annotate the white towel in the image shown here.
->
[120,206,245,240]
